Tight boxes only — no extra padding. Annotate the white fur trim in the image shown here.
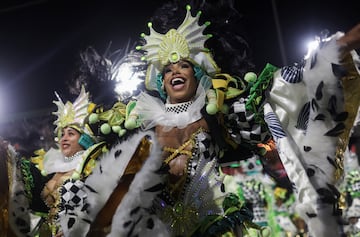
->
[108,130,169,236]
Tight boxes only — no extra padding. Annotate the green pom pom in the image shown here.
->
[119,129,126,137]
[206,103,218,115]
[41,170,47,176]
[89,113,99,124]
[244,72,257,83]
[100,123,111,135]
[112,125,121,133]
[124,119,137,130]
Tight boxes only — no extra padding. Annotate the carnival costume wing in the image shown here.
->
[264,32,360,236]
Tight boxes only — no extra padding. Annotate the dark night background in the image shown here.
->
[0,0,358,139]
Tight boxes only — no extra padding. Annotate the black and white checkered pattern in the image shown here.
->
[59,179,87,213]
[252,205,268,223]
[165,101,193,114]
[239,179,267,223]
[225,98,271,145]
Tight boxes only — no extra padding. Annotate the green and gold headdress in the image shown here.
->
[53,85,95,141]
[136,5,220,91]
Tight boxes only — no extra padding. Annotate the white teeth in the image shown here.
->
[171,78,184,85]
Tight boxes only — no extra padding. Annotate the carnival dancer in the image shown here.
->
[106,2,360,237]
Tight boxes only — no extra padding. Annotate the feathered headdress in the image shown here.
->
[136,5,220,92]
[52,85,95,141]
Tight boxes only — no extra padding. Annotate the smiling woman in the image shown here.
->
[162,60,198,103]
[6,86,110,236]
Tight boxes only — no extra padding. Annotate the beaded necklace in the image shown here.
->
[64,150,85,162]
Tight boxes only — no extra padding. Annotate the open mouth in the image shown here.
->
[171,78,185,87]
[62,144,70,149]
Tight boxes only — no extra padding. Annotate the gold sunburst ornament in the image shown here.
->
[136,5,220,91]
[52,85,94,140]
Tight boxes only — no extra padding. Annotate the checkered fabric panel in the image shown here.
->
[225,99,270,144]
[59,179,87,212]
[252,205,268,223]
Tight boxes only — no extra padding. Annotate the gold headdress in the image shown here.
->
[53,85,95,140]
[136,5,220,91]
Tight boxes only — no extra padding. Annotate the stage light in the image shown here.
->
[112,62,143,101]
[304,39,320,59]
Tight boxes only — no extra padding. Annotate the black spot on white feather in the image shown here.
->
[314,114,325,121]
[147,218,155,229]
[334,111,348,122]
[82,218,92,224]
[306,168,315,177]
[315,81,324,100]
[296,102,310,130]
[130,206,141,215]
[145,183,165,192]
[327,95,337,115]
[306,212,317,218]
[129,216,143,236]
[327,183,340,197]
[326,156,337,168]
[311,98,319,112]
[68,217,76,228]
[82,203,89,211]
[124,220,132,228]
[304,146,312,152]
[85,184,98,193]
[332,63,348,78]
[324,123,345,137]
[127,222,136,237]
[221,183,225,192]
[317,187,337,203]
[115,149,122,158]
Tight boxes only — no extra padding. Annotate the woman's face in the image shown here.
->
[60,127,84,157]
[163,60,198,104]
